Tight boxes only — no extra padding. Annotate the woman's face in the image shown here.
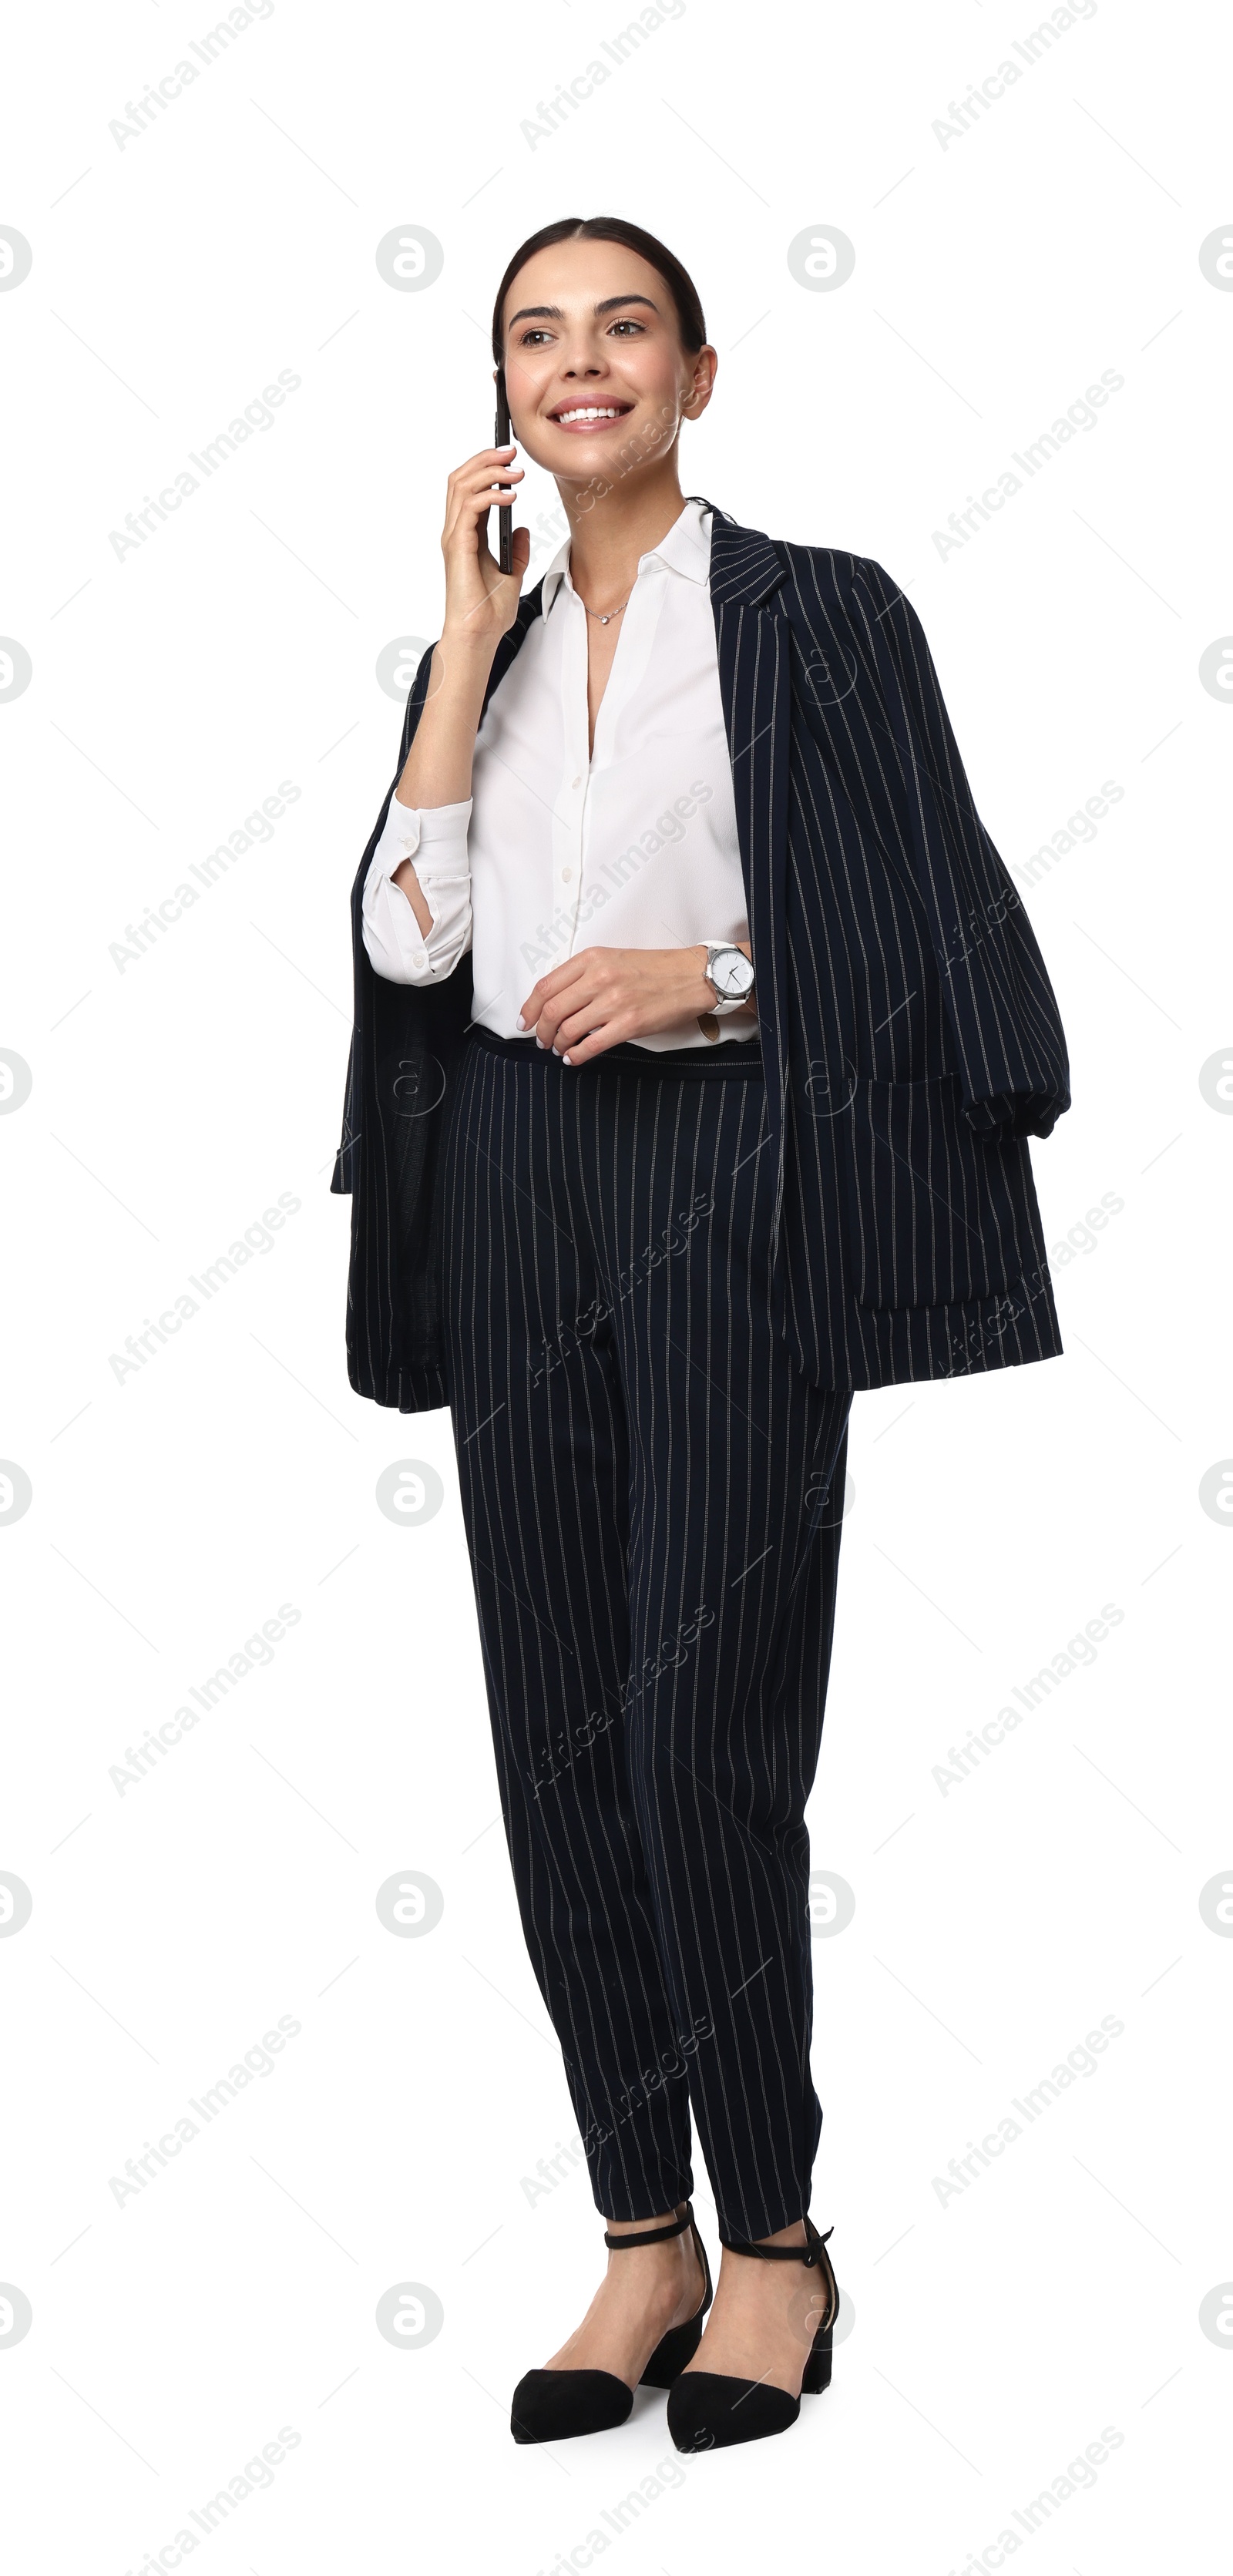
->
[499,237,716,487]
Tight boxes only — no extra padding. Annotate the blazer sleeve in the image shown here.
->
[329,638,440,1197]
[848,556,1071,1141]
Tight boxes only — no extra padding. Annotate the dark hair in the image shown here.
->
[491,216,707,365]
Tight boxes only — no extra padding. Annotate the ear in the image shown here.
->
[682,347,718,417]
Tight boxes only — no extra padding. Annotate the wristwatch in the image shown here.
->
[701,941,755,1016]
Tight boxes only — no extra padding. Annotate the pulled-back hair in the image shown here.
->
[491,216,707,363]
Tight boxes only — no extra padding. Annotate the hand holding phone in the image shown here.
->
[432,405,525,651]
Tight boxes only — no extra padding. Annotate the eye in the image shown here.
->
[609,317,646,336]
[518,327,554,348]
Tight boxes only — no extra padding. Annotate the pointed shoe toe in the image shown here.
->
[510,2202,714,2442]
[667,2211,838,2448]
[510,2366,633,2443]
[666,2369,800,2451]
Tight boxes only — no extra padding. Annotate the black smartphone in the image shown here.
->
[493,371,515,575]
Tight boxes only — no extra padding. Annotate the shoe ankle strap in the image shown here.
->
[603,2201,694,2251]
[717,2214,834,2268]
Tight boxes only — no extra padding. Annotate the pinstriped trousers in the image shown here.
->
[442,1021,852,2241]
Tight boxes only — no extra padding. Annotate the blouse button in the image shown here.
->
[561,868,573,882]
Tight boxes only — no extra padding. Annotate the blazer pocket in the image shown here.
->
[842,1073,1026,1311]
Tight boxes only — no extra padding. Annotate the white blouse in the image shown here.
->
[361,498,758,1052]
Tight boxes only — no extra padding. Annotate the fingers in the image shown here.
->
[554,1002,630,1051]
[556,1031,627,1066]
[519,953,589,1025]
[449,443,519,477]
[447,450,523,506]
[522,951,688,1059]
[519,958,589,1015]
[442,455,525,568]
[444,445,520,502]
[445,473,522,536]
[523,947,601,1006]
[535,993,631,1055]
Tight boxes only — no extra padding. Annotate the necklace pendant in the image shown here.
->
[600,613,610,625]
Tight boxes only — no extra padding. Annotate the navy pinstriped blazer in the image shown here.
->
[332,503,1070,1411]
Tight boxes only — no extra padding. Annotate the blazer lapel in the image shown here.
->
[705,508,792,1257]
[482,580,544,710]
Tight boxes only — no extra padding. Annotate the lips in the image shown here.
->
[547,402,634,433]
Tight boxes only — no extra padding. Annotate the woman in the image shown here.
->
[334,216,1070,2451]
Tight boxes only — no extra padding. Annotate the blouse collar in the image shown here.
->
[540,494,713,618]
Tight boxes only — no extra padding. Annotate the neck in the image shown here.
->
[556,455,688,606]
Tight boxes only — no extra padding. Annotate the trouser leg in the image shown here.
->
[442,1036,695,2218]
[574,1063,853,2242]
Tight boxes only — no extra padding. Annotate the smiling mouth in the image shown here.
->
[549,403,634,432]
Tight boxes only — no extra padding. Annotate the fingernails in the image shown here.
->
[515,1014,526,1030]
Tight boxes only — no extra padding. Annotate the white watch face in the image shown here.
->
[710,946,751,998]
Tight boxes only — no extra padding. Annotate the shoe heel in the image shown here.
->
[640,2306,706,2390]
[801,2320,832,2395]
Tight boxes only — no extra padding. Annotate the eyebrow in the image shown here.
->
[506,293,662,329]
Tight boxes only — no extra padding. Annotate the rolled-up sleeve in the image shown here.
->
[361,797,473,984]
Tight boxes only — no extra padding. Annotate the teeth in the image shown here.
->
[554,406,626,424]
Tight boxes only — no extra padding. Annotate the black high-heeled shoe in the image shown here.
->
[665,2212,838,2451]
[509,2201,714,2444]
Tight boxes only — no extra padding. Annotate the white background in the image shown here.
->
[2,0,1230,2567]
